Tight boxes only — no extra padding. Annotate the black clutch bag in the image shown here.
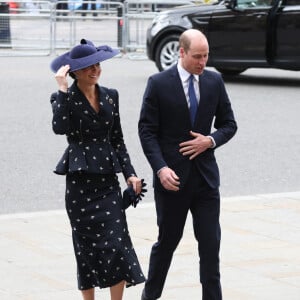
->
[122,179,147,209]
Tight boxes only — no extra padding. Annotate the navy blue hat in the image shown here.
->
[50,39,120,72]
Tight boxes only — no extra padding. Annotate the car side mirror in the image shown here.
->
[225,0,237,9]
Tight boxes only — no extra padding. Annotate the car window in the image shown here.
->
[285,0,298,5]
[236,0,272,8]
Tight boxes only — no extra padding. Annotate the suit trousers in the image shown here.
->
[144,164,222,300]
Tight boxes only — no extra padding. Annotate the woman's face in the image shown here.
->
[74,63,101,85]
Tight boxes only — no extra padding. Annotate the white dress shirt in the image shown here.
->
[177,61,200,108]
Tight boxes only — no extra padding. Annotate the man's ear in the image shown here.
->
[179,47,185,58]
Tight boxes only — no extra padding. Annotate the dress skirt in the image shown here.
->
[65,172,145,290]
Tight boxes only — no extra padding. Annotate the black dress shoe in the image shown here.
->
[141,289,156,300]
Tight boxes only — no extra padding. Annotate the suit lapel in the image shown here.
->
[169,66,191,120]
[69,82,98,116]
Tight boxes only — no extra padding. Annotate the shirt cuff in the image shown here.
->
[157,166,168,177]
[207,136,216,148]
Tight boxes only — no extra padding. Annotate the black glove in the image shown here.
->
[122,179,147,209]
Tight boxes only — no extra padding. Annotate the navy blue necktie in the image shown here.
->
[188,74,198,124]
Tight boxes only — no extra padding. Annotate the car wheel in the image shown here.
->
[155,34,180,71]
[215,67,247,76]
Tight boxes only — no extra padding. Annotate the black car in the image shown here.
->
[146,0,300,75]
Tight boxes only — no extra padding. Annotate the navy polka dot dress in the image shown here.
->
[50,82,145,290]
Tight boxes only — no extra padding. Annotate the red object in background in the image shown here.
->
[9,1,19,9]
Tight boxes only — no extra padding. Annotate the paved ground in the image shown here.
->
[1,191,300,300]
[0,49,299,300]
[1,9,300,300]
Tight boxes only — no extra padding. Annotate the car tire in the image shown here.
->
[155,34,180,71]
[215,67,247,76]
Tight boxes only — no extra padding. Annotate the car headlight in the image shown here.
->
[181,16,193,29]
[150,13,192,37]
[152,13,170,26]
[150,14,171,36]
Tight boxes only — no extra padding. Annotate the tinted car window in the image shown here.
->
[237,0,272,8]
[286,0,298,5]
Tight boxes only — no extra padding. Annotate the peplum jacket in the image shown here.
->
[50,81,136,180]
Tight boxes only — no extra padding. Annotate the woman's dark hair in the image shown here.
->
[69,72,76,79]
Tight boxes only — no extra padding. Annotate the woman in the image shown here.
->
[50,39,145,300]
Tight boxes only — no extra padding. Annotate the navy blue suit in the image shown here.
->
[138,66,237,299]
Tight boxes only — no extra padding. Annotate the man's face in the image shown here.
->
[180,39,209,75]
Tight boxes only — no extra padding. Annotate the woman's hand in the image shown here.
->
[125,177,147,208]
[127,176,144,195]
[55,65,70,93]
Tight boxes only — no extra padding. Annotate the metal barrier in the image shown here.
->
[0,1,53,55]
[0,0,195,56]
[0,1,125,56]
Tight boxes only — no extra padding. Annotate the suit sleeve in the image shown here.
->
[109,89,137,180]
[138,77,168,174]
[210,74,237,147]
[50,91,71,135]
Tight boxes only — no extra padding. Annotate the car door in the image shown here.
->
[207,0,273,67]
[273,0,300,68]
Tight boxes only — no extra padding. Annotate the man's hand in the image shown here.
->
[179,131,213,160]
[158,167,180,191]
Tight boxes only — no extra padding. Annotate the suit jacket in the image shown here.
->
[138,66,237,190]
[50,81,136,179]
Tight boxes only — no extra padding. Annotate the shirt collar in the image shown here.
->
[177,60,199,83]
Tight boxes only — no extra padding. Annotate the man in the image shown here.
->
[138,29,237,300]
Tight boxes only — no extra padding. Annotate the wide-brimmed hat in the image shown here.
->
[50,39,120,73]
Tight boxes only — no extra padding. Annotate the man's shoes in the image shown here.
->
[141,288,156,300]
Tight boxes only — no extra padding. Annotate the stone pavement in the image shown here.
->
[0,192,300,300]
